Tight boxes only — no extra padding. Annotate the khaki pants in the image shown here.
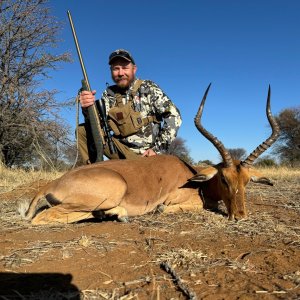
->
[77,124,139,164]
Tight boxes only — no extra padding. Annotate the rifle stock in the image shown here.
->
[67,10,104,162]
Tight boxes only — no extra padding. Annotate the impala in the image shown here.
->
[22,84,280,225]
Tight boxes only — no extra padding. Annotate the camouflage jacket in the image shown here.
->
[101,78,182,154]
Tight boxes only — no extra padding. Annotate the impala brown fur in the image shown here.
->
[25,155,203,224]
[23,84,280,225]
[194,160,273,220]
[23,156,274,225]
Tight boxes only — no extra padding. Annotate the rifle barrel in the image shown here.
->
[67,10,104,162]
[67,11,91,91]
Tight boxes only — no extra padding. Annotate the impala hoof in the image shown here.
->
[155,204,166,213]
[118,216,129,223]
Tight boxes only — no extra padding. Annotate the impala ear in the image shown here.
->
[250,175,274,186]
[248,168,274,186]
[188,166,218,182]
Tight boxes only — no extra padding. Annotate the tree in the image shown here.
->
[228,148,247,160]
[168,137,194,164]
[0,0,72,168]
[273,106,300,167]
[197,159,213,166]
[218,148,247,162]
[254,156,277,167]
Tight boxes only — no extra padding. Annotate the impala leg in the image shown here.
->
[103,206,128,222]
[162,202,203,214]
[162,195,203,214]
[31,205,94,225]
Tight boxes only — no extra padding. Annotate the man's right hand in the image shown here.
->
[79,90,96,108]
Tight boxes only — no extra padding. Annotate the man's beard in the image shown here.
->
[117,81,128,88]
[115,76,133,89]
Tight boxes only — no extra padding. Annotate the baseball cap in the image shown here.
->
[108,49,135,65]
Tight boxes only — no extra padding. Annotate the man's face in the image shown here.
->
[110,58,137,88]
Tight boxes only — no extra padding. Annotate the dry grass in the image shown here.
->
[0,164,299,299]
[0,162,63,193]
[256,165,300,180]
[1,234,115,270]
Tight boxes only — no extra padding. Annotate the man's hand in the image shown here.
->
[142,148,157,157]
[79,90,96,108]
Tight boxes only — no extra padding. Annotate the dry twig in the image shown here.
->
[160,261,197,300]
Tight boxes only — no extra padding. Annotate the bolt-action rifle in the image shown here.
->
[95,98,116,155]
[67,11,116,161]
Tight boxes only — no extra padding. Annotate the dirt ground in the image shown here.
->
[0,173,299,300]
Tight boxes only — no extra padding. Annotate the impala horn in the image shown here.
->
[195,84,233,167]
[241,85,280,167]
